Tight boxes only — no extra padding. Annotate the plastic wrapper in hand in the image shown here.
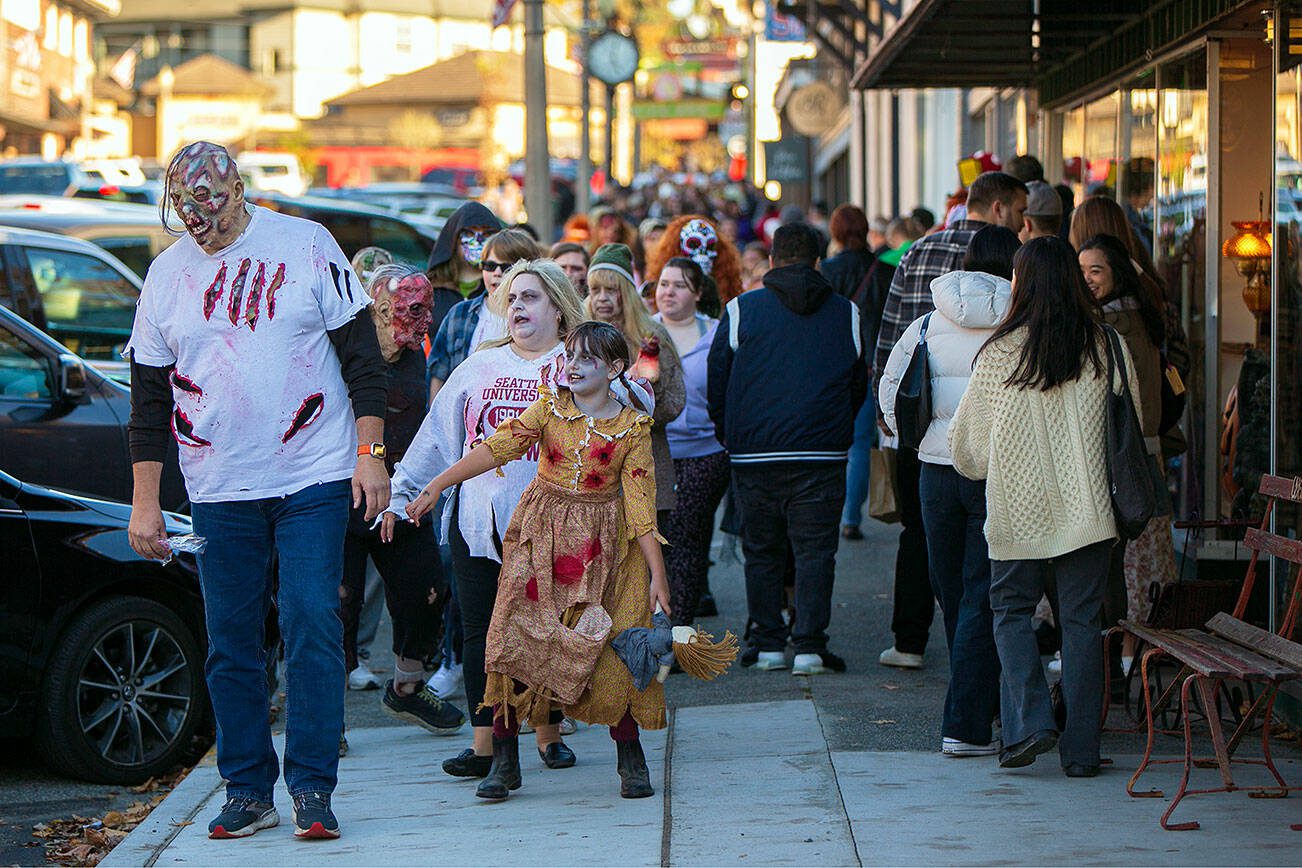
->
[611,611,675,691]
[161,533,207,565]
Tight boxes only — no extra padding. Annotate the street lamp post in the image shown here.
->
[576,0,593,215]
[524,0,553,242]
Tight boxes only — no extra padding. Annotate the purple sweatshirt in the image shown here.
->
[655,312,724,459]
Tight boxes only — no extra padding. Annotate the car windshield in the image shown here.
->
[0,164,72,195]
[92,237,156,278]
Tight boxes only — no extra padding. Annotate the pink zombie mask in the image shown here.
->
[372,273,433,361]
[166,142,247,252]
[679,219,718,275]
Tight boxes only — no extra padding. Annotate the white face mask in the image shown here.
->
[679,219,719,275]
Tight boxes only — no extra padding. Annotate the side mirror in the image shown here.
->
[57,353,88,402]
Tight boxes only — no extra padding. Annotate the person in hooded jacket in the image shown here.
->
[708,222,868,675]
[879,225,1018,758]
[425,201,504,347]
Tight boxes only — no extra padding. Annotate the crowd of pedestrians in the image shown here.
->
[125,142,1179,842]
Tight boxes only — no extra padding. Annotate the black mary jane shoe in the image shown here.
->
[539,741,577,769]
[475,736,521,800]
[443,748,492,778]
[616,739,655,799]
[695,592,719,617]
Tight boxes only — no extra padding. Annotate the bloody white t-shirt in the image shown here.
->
[124,205,369,502]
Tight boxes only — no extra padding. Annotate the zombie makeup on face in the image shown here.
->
[387,274,434,351]
[459,228,492,267]
[165,142,247,253]
[679,218,719,275]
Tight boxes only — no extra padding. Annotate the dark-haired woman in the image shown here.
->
[879,225,1018,758]
[654,257,729,625]
[949,236,1141,778]
[1079,233,1176,671]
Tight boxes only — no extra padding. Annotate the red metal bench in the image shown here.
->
[1121,474,1302,831]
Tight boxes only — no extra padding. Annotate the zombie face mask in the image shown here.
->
[459,228,491,267]
[166,142,246,251]
[373,273,433,361]
[679,219,718,275]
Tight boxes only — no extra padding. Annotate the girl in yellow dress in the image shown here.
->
[405,321,670,802]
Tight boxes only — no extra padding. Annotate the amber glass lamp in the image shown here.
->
[1222,219,1272,321]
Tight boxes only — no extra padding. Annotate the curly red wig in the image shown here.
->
[644,215,742,312]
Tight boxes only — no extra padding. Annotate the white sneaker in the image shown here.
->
[426,662,463,698]
[753,651,788,670]
[878,646,924,669]
[792,651,846,675]
[559,717,578,736]
[1047,652,1062,676]
[942,737,1001,757]
[347,665,381,691]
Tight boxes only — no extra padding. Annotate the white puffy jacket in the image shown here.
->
[879,270,1011,465]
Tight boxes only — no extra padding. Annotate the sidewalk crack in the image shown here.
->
[660,705,676,868]
[811,687,863,867]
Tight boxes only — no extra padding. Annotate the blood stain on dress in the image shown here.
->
[282,392,325,442]
[202,262,227,321]
[525,576,539,601]
[227,258,252,326]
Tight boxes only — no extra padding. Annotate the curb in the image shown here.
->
[100,750,221,868]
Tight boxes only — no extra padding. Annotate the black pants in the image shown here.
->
[733,462,844,654]
[891,448,934,654]
[448,502,503,729]
[341,505,444,674]
[665,451,731,626]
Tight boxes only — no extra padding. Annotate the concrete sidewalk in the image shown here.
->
[104,699,1301,866]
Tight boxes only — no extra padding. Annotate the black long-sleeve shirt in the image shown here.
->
[129,310,387,464]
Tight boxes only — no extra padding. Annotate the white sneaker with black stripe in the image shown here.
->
[942,737,1001,757]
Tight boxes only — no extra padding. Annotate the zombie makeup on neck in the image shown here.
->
[166,142,249,254]
[679,219,719,275]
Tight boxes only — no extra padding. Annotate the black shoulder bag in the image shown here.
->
[1104,327,1156,540]
[895,313,933,451]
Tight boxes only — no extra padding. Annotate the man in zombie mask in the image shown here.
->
[338,264,466,734]
[125,141,389,841]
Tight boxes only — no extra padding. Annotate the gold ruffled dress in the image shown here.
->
[480,383,667,731]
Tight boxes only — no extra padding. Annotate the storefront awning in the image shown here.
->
[849,0,1249,104]
[850,0,1143,91]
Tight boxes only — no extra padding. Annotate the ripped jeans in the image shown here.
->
[341,504,446,672]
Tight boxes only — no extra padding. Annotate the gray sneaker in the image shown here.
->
[208,796,278,839]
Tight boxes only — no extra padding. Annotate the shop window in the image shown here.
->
[1156,51,1209,523]
[43,6,57,50]
[1275,58,1302,624]
[1084,91,1119,197]
[1121,71,1158,253]
[1060,105,1085,204]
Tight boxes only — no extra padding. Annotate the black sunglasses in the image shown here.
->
[482,260,509,273]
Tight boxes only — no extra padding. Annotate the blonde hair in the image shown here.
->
[584,267,659,352]
[483,228,545,317]
[478,259,584,351]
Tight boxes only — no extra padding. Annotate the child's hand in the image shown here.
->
[379,511,398,543]
[649,575,671,617]
[406,485,442,525]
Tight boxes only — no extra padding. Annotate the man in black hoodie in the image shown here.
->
[708,222,868,675]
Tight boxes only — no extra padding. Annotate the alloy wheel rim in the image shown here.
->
[77,620,193,767]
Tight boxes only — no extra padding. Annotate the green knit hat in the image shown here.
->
[588,243,635,286]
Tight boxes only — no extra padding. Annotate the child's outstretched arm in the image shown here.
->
[638,531,671,615]
[405,442,499,524]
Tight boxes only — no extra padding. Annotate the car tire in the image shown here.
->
[36,596,206,784]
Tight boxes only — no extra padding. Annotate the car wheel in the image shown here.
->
[37,596,206,784]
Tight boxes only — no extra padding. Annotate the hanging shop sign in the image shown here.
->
[764,137,809,184]
[631,100,726,121]
[786,81,841,137]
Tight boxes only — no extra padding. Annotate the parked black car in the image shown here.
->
[245,191,435,267]
[0,469,207,783]
[0,304,187,512]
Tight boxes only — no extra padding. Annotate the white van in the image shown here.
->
[236,151,308,197]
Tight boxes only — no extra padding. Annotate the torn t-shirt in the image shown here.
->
[124,205,369,502]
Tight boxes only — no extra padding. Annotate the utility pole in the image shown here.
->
[576,0,593,214]
[604,83,615,183]
[524,0,553,241]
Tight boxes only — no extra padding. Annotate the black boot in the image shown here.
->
[616,739,654,799]
[475,735,521,800]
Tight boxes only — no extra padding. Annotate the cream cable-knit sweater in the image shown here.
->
[948,328,1142,561]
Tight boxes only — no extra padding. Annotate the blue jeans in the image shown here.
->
[919,462,999,745]
[841,395,878,528]
[191,480,350,801]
